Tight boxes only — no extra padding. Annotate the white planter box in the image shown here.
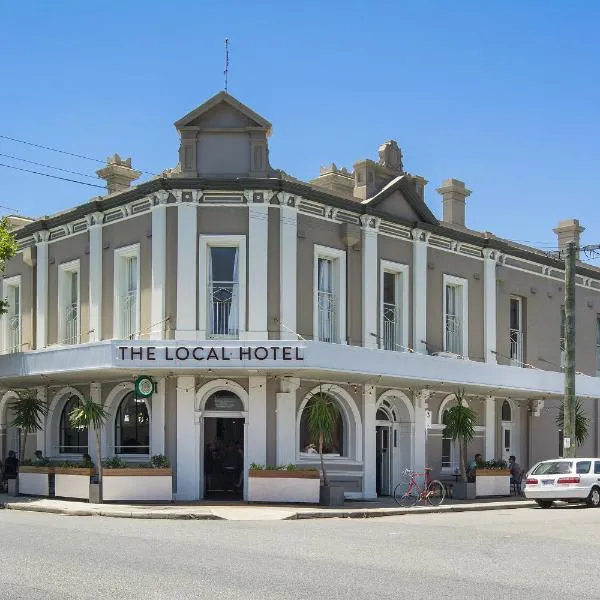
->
[102,470,173,502]
[18,471,50,496]
[248,471,320,503]
[55,472,92,499]
[475,471,510,497]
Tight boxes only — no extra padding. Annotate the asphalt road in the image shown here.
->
[0,505,599,599]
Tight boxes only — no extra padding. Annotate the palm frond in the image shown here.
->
[305,392,339,447]
[442,403,477,444]
[69,396,109,431]
[9,392,48,433]
[556,398,590,446]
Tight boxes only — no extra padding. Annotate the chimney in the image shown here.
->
[436,178,471,227]
[553,219,585,257]
[408,174,428,202]
[96,154,141,194]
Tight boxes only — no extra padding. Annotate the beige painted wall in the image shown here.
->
[165,206,178,339]
[267,207,280,340]
[3,251,35,351]
[47,234,90,346]
[101,214,152,340]
[427,249,484,360]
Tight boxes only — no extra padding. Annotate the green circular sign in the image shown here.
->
[135,376,154,398]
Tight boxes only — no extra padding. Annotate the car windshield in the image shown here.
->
[532,461,573,475]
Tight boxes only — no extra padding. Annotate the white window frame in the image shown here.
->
[442,274,469,357]
[2,275,21,354]
[57,259,80,345]
[379,260,409,352]
[313,244,346,344]
[198,235,247,340]
[113,244,141,340]
[509,295,524,367]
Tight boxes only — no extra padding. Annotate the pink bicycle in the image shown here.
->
[394,467,446,507]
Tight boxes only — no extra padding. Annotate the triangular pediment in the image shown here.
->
[174,91,272,131]
[363,176,438,225]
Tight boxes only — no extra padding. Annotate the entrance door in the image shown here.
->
[203,417,245,499]
[501,424,513,463]
[376,426,392,496]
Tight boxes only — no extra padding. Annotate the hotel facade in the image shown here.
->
[2,92,600,500]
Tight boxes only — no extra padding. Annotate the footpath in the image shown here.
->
[0,494,534,521]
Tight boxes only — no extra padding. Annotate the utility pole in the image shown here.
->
[563,241,576,458]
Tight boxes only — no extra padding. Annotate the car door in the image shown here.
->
[594,461,600,486]
[576,460,592,491]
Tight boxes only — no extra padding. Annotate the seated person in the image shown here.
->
[466,453,483,482]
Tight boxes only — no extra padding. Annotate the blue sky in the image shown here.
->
[1,1,598,250]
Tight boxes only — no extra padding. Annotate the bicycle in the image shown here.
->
[393,467,446,507]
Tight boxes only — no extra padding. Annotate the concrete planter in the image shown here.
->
[102,468,173,502]
[475,469,511,497]
[54,468,95,500]
[18,466,54,497]
[248,469,321,503]
[319,484,345,506]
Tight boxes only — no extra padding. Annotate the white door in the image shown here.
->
[501,424,513,463]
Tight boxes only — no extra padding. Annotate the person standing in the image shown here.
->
[4,450,19,481]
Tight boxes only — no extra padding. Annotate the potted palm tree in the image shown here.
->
[442,388,477,499]
[9,390,49,496]
[556,398,589,453]
[305,387,345,506]
[68,396,108,503]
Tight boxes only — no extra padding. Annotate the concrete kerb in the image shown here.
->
[1,498,535,521]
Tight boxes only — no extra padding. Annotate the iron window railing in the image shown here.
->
[382,302,401,351]
[510,328,525,367]
[208,281,239,338]
[444,314,462,355]
[63,302,79,345]
[317,290,338,343]
[7,314,20,353]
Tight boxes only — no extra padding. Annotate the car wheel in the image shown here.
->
[535,500,553,509]
[586,487,600,508]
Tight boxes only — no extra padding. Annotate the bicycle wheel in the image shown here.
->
[426,480,446,507]
[394,482,420,507]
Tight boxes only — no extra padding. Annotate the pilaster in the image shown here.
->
[151,377,166,456]
[279,195,298,339]
[176,196,198,338]
[247,199,269,340]
[276,376,300,465]
[483,249,498,364]
[412,229,429,354]
[362,384,377,499]
[176,376,196,500]
[485,396,496,460]
[87,213,104,343]
[412,389,431,472]
[34,230,49,349]
[247,376,267,466]
[361,216,379,350]
[151,193,168,339]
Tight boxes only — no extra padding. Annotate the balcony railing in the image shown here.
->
[120,291,138,339]
[7,314,20,353]
[444,314,462,355]
[63,303,79,345]
[208,281,239,338]
[317,290,337,343]
[382,302,401,351]
[510,329,525,367]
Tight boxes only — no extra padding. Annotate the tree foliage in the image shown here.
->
[9,390,48,458]
[0,218,18,314]
[556,398,590,447]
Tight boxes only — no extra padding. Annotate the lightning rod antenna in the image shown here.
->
[224,38,230,93]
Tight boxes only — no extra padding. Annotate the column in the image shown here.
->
[36,386,47,455]
[247,376,267,466]
[176,376,196,500]
[247,202,269,340]
[276,377,300,465]
[151,196,168,339]
[176,201,197,338]
[362,384,377,499]
[87,212,103,343]
[279,199,298,339]
[485,396,496,460]
[89,382,102,464]
[35,231,49,349]
[483,249,497,363]
[151,377,166,456]
[412,229,428,354]
[413,389,430,472]
[361,216,378,349]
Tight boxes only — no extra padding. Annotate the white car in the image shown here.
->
[524,458,600,508]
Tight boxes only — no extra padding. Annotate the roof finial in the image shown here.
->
[224,38,230,93]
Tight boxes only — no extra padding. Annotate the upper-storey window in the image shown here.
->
[443,275,468,357]
[114,245,140,340]
[509,296,525,367]
[314,245,346,344]
[58,260,80,345]
[3,276,21,353]
[380,261,408,352]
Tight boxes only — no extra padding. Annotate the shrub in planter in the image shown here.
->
[101,456,173,502]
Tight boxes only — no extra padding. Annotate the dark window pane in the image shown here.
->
[205,392,244,412]
[115,392,150,454]
[576,461,591,474]
[383,272,395,305]
[210,247,237,282]
[501,400,512,421]
[59,396,88,454]
[594,461,600,474]
[299,395,343,455]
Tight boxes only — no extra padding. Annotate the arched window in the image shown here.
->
[59,395,88,454]
[115,392,150,454]
[376,408,389,421]
[299,394,344,455]
[501,400,512,422]
[205,391,244,412]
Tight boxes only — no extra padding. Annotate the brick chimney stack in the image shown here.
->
[436,178,471,227]
[553,219,585,257]
[96,154,141,194]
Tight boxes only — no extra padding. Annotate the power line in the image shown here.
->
[0,163,106,189]
[0,134,159,176]
[0,152,100,180]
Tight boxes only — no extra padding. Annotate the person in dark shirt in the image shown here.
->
[4,451,18,480]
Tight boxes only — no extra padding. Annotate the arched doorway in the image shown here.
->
[500,399,516,463]
[202,390,246,500]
